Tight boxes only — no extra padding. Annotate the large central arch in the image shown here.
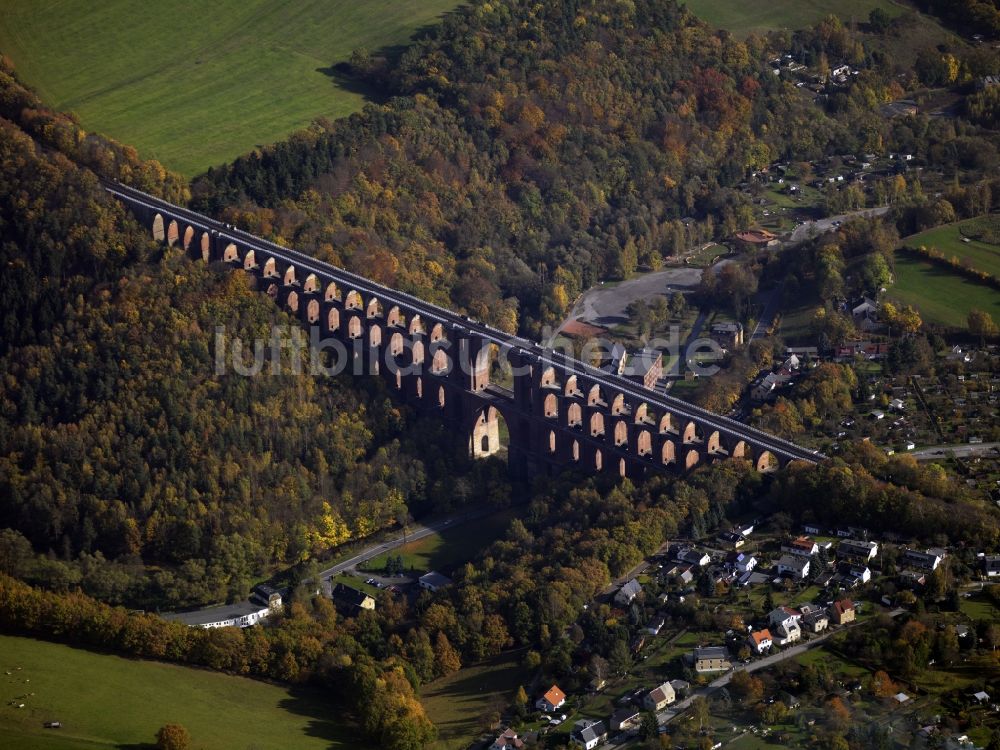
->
[470,405,509,458]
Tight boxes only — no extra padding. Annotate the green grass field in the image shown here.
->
[362,509,516,576]
[0,634,355,749]
[890,251,1000,329]
[421,650,528,750]
[903,216,1000,279]
[0,0,464,176]
[682,0,901,35]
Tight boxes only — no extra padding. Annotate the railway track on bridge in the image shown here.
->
[104,180,823,467]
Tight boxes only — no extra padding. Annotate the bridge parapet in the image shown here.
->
[107,182,822,481]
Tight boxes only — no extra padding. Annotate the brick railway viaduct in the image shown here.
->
[106,182,823,480]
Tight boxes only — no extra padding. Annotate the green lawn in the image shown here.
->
[0,634,355,749]
[421,650,529,750]
[682,0,901,35]
[0,0,464,176]
[903,216,1000,279]
[890,251,1000,329]
[960,593,1000,621]
[362,509,516,576]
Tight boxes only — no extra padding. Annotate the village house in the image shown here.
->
[710,321,744,350]
[902,548,945,571]
[570,719,608,750]
[726,552,757,574]
[749,628,773,654]
[615,578,643,607]
[768,606,802,631]
[331,583,376,614]
[782,536,819,557]
[831,599,856,625]
[643,681,676,711]
[490,728,525,750]
[751,370,790,403]
[734,228,779,249]
[418,571,453,592]
[536,685,567,713]
[838,539,878,563]
[777,554,811,580]
[646,615,666,636]
[252,584,284,610]
[690,646,732,673]
[675,566,695,586]
[838,564,871,588]
[675,546,711,567]
[801,609,829,633]
[774,620,802,646]
[851,297,880,332]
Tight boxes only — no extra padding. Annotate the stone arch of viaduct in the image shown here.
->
[134,197,811,481]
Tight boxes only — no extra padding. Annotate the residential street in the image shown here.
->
[656,609,906,726]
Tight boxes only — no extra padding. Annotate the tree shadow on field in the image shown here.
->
[315,10,467,101]
[278,685,360,746]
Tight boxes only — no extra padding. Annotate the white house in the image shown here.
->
[774,621,802,646]
[536,685,566,713]
[748,628,773,654]
[727,552,757,574]
[418,571,453,592]
[777,554,811,579]
[768,606,802,631]
[782,537,819,557]
[570,720,608,750]
[615,578,643,606]
[838,539,878,562]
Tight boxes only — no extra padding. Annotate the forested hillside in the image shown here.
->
[189,0,1000,340]
[0,63,505,610]
[192,0,789,336]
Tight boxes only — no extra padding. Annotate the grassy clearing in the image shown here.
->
[0,0,464,176]
[362,509,517,576]
[889,252,1000,329]
[903,216,1000,278]
[682,0,900,35]
[0,634,354,750]
[421,651,529,750]
[960,593,1000,621]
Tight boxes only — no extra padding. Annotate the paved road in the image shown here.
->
[313,507,495,593]
[788,206,890,244]
[910,442,1000,461]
